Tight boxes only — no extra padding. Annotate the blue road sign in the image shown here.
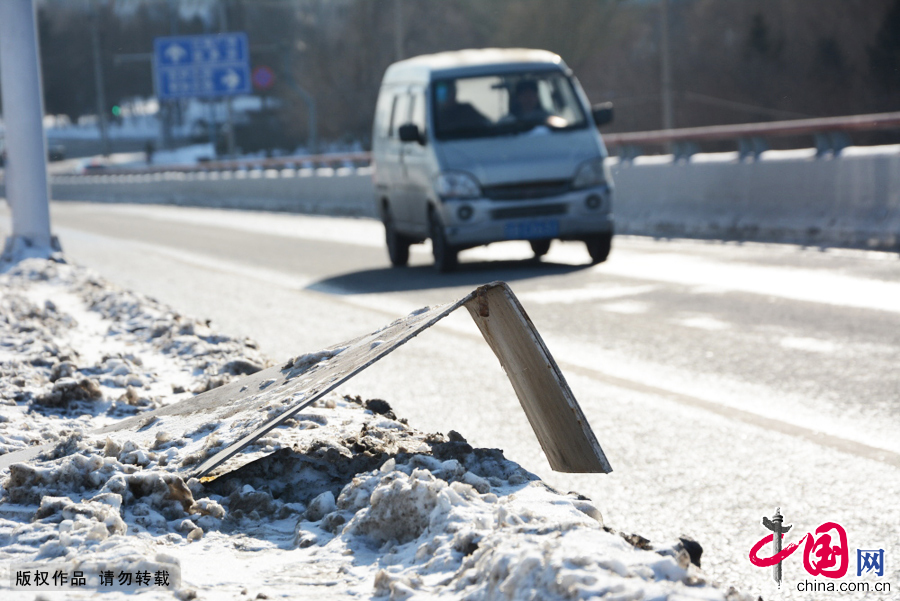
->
[153,33,251,99]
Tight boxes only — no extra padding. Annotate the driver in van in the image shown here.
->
[435,80,489,132]
[510,79,550,121]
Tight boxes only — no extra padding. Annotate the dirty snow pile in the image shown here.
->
[0,258,746,600]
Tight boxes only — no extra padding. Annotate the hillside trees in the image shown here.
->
[17,0,900,147]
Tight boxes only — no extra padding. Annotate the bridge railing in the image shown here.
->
[602,111,900,160]
[53,111,900,177]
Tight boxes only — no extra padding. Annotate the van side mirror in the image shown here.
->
[591,102,614,128]
[398,123,423,144]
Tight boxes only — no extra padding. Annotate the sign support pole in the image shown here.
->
[0,0,60,265]
[218,2,237,158]
[91,1,111,157]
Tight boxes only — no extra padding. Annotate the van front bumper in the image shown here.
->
[435,184,614,248]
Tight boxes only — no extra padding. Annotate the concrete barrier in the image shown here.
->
[3,146,899,250]
[609,146,900,249]
[43,169,377,218]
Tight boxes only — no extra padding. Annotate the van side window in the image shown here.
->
[387,95,399,138]
[389,93,410,138]
[374,90,395,139]
[410,89,426,134]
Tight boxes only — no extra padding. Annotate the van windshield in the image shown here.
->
[432,71,588,141]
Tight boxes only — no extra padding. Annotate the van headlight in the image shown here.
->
[572,158,610,189]
[434,171,481,199]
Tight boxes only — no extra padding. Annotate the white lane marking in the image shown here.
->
[463,242,562,263]
[55,204,900,313]
[599,301,650,314]
[466,239,900,314]
[779,336,839,354]
[547,336,900,458]
[66,203,386,249]
[597,252,900,315]
[56,227,319,292]
[518,284,657,305]
[675,316,731,331]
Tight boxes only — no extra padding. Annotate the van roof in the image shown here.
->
[382,48,567,84]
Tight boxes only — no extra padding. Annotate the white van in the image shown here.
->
[372,48,614,272]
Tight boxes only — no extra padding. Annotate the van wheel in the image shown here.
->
[430,212,458,273]
[530,239,551,258]
[384,212,411,267]
[585,232,612,264]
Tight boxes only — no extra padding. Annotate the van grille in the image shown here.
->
[482,179,571,201]
[491,204,568,220]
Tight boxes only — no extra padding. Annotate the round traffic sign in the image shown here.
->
[252,66,275,91]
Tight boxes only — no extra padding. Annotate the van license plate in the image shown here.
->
[504,219,559,240]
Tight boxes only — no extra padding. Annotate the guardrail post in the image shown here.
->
[673,141,699,162]
[815,132,851,158]
[738,137,768,161]
[617,145,643,164]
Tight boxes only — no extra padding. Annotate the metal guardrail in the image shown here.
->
[53,111,900,177]
[604,111,900,160]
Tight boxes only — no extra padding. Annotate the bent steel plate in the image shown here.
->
[0,282,610,478]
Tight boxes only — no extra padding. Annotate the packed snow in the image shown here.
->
[0,258,749,600]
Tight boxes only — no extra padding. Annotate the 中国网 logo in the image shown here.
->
[749,507,886,590]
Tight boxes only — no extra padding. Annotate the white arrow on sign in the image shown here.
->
[164,43,187,64]
[221,68,241,91]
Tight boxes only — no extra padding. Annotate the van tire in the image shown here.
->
[429,212,458,272]
[585,232,612,264]
[530,239,551,258]
[384,212,411,267]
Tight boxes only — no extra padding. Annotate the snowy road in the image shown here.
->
[2,201,899,599]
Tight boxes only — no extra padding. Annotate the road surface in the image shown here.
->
[2,201,898,599]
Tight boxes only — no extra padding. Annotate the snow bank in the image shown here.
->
[0,259,748,600]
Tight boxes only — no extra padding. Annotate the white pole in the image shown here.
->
[0,0,59,262]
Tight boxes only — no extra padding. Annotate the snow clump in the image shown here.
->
[0,258,752,600]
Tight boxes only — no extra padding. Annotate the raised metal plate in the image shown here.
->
[0,282,611,478]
